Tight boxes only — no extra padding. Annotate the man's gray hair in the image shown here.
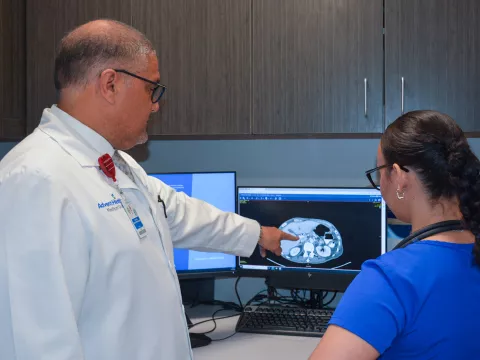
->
[54,19,156,91]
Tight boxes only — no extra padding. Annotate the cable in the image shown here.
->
[244,285,338,310]
[184,299,242,312]
[323,292,338,307]
[186,277,245,337]
[244,288,269,307]
[185,277,244,313]
[188,309,241,333]
[234,276,243,310]
[188,308,241,343]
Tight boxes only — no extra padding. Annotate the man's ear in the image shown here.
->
[98,69,117,104]
[392,163,408,192]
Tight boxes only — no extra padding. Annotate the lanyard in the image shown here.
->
[98,154,147,239]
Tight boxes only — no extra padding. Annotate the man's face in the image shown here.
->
[115,54,160,150]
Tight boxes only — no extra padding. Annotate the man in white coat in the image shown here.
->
[0,20,297,360]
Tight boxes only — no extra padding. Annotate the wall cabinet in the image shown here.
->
[252,0,384,135]
[25,0,131,133]
[133,0,252,136]
[0,0,26,139]
[385,0,480,131]
[2,0,480,139]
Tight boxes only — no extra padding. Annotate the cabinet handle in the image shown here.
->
[364,78,368,117]
[401,77,405,114]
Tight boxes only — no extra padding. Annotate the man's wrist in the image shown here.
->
[258,224,263,244]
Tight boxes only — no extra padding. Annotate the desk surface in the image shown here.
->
[188,307,320,360]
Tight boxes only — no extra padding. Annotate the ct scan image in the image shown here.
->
[279,217,343,264]
[238,198,383,271]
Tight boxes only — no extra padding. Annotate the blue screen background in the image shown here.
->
[149,172,236,273]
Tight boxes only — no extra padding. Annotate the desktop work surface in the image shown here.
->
[189,306,319,360]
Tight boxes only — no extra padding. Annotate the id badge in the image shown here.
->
[118,188,147,239]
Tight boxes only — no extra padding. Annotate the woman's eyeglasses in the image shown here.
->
[365,164,409,190]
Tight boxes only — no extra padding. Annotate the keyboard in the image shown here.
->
[235,305,333,337]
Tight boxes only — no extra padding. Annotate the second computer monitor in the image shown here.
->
[237,187,386,292]
[150,171,237,278]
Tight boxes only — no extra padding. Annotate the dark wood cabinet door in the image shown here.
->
[132,0,252,136]
[252,0,384,135]
[385,0,480,131]
[25,0,131,133]
[0,0,26,139]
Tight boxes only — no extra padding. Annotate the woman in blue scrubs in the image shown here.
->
[309,110,480,359]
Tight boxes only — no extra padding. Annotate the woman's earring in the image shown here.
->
[396,186,405,200]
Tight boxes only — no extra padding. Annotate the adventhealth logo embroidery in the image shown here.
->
[98,194,122,211]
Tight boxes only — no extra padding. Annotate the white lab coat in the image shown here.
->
[0,106,260,360]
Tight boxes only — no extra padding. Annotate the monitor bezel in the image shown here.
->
[235,185,387,292]
[149,170,238,279]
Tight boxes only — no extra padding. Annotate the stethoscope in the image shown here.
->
[392,220,464,250]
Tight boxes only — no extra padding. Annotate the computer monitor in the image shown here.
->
[149,171,237,279]
[236,187,386,292]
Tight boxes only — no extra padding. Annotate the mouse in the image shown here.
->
[189,333,212,348]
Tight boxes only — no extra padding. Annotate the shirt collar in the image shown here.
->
[39,105,115,167]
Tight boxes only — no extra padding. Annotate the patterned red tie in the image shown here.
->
[98,154,116,182]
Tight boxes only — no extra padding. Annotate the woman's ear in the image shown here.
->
[392,163,408,192]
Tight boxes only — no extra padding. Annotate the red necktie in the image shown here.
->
[98,154,116,182]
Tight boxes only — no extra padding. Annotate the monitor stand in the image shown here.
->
[185,312,212,348]
[266,277,328,309]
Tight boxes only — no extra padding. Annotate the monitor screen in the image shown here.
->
[149,171,237,278]
[236,187,386,291]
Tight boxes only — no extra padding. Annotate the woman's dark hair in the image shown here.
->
[382,110,480,265]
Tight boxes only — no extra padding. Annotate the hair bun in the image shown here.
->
[447,143,469,177]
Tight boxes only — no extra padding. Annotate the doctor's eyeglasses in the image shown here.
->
[365,164,409,190]
[113,69,167,103]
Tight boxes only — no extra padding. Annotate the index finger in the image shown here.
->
[259,245,267,258]
[281,231,299,241]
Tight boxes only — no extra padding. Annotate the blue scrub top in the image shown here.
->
[329,240,480,359]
